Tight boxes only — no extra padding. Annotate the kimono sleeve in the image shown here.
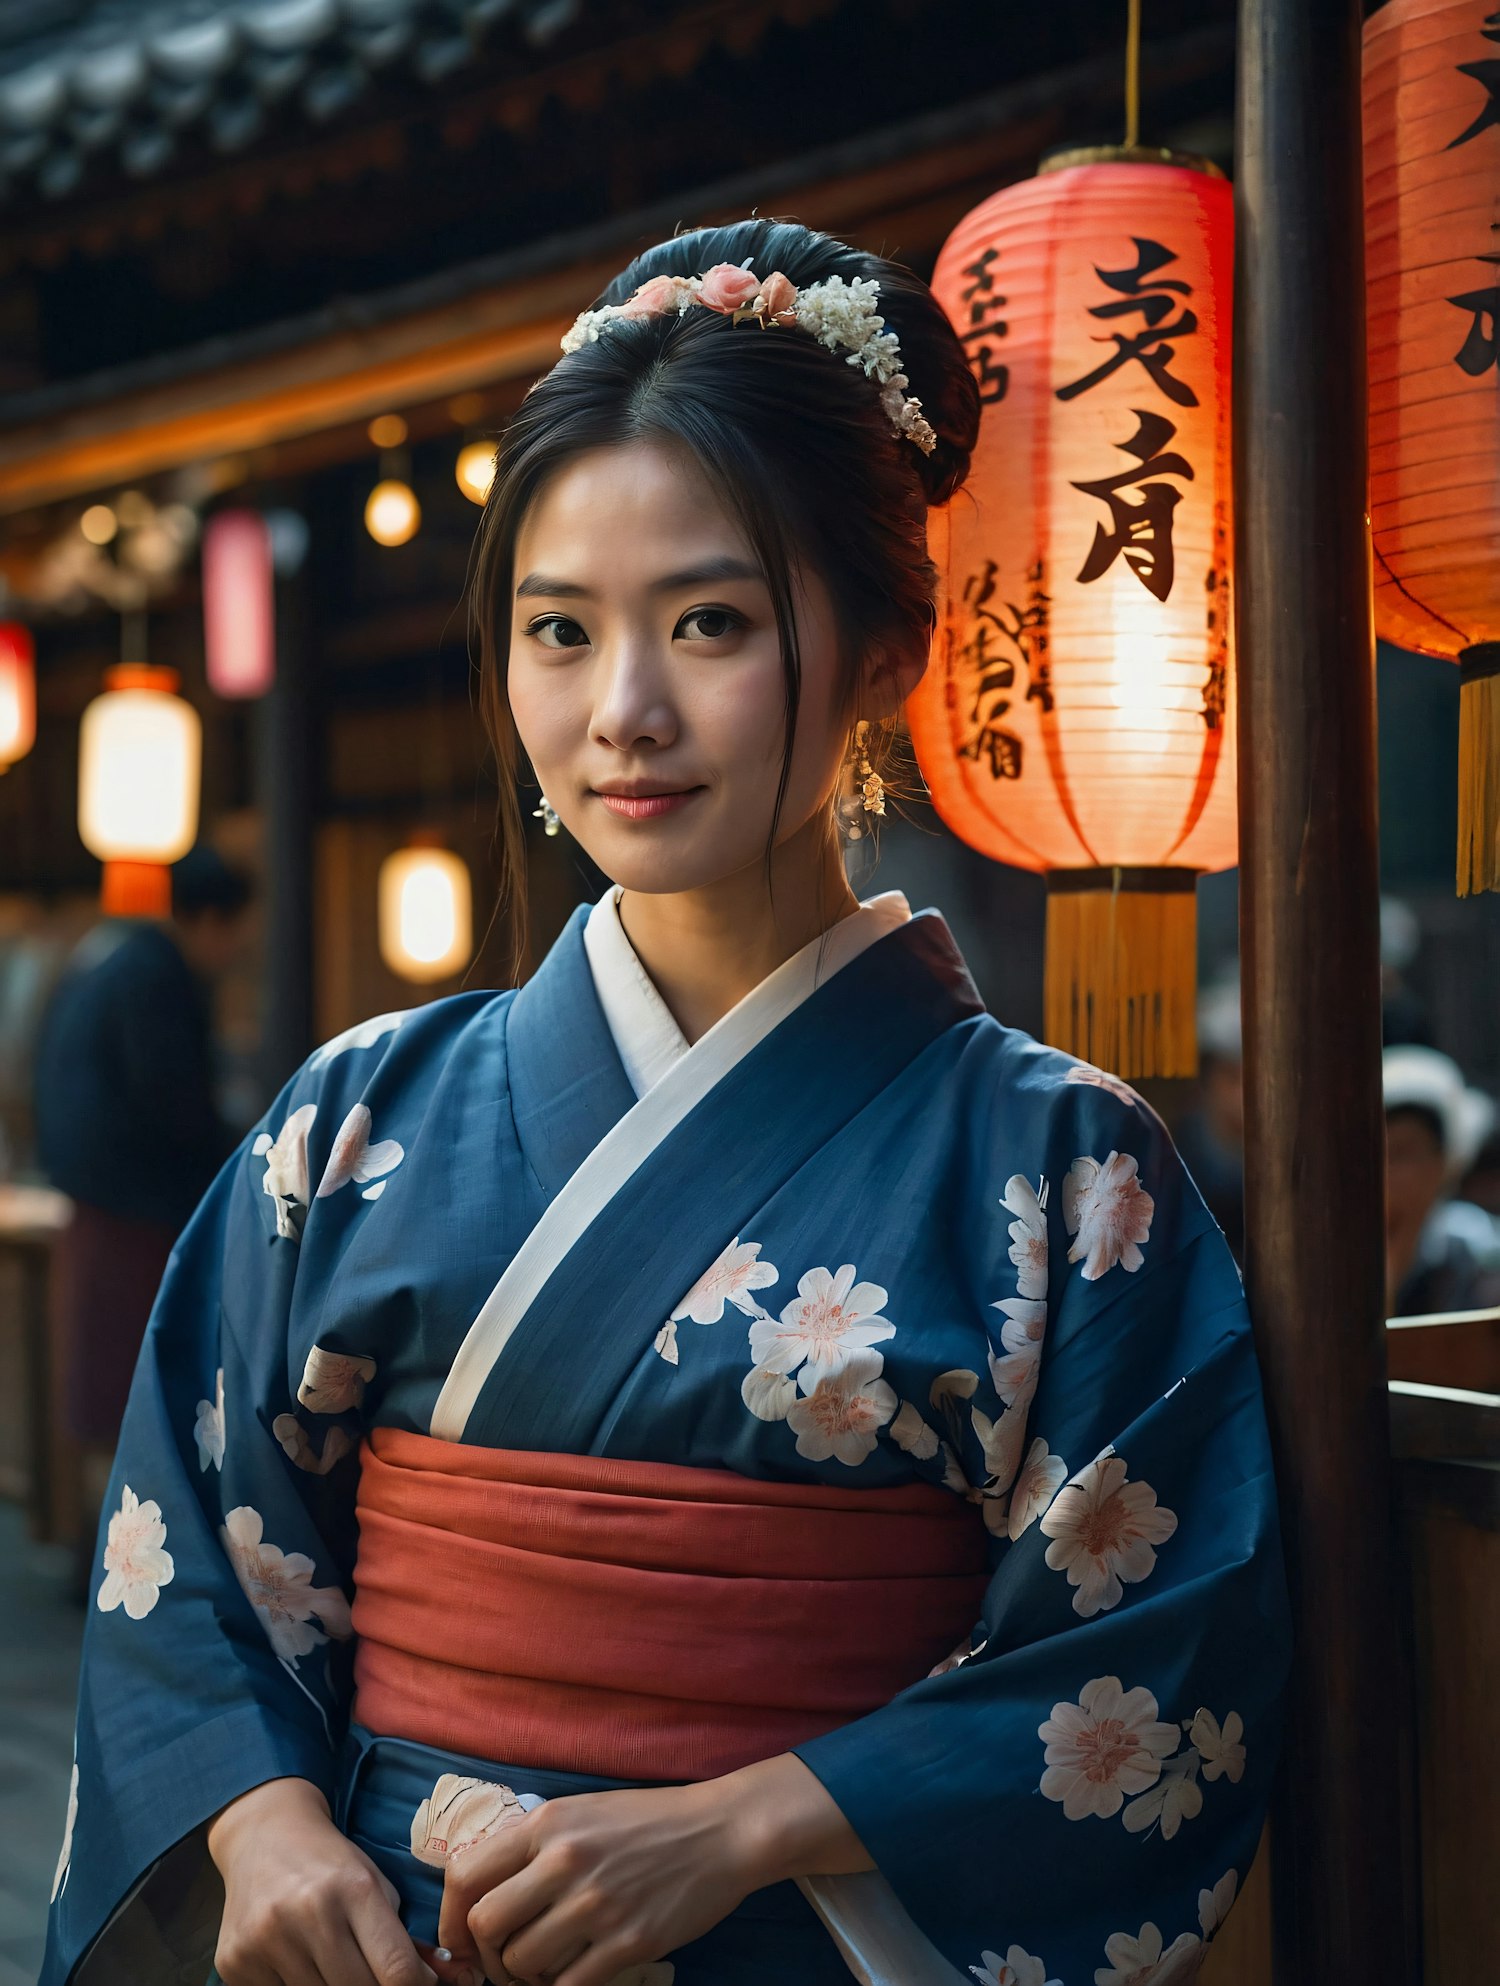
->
[793,1086,1290,1986]
[41,1072,360,1986]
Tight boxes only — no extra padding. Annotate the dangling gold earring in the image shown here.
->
[838,719,886,842]
[533,796,561,837]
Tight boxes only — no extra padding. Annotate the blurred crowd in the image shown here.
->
[1184,898,1500,1377]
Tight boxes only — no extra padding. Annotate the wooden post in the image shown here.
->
[1234,2,1418,1980]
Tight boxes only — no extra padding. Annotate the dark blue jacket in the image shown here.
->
[33,921,232,1228]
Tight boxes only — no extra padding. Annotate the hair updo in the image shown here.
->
[468,216,981,972]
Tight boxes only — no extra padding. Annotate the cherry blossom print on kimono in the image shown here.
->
[42,905,1288,1986]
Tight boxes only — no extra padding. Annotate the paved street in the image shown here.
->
[0,1498,82,1986]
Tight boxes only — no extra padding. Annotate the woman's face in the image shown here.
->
[506,439,851,897]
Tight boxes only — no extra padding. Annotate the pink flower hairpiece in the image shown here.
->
[560,261,938,455]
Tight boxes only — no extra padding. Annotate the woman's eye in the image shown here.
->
[678,606,743,642]
[527,615,588,650]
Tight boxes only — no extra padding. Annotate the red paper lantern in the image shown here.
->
[1365,0,1500,893]
[910,153,1236,1076]
[203,509,275,699]
[0,622,36,771]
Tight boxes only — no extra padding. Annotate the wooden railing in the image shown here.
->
[1206,1357,1500,1982]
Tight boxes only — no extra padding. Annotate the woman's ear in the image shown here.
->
[861,643,926,721]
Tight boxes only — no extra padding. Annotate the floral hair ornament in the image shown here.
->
[560,261,938,455]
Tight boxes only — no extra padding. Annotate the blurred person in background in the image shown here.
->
[1173,975,1245,1261]
[1378,895,1434,1049]
[1383,1045,1500,1321]
[1458,1124,1500,1220]
[32,845,253,1596]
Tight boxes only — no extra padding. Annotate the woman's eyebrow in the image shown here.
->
[649,556,765,592]
[515,572,588,598]
[514,555,765,602]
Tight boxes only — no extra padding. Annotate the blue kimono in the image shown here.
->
[42,895,1288,1986]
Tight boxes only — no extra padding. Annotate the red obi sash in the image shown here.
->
[352,1426,989,1782]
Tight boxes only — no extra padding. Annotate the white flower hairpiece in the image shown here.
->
[559,260,938,455]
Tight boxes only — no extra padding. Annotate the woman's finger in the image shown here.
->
[553,1933,654,1986]
[281,1936,378,1986]
[466,1852,574,1980]
[498,1886,596,1983]
[414,1940,487,1986]
[436,1825,535,1962]
[343,1869,440,1986]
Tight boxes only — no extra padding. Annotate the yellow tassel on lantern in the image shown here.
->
[1044,869,1199,1079]
[1458,647,1500,897]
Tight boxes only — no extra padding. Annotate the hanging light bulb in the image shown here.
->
[78,664,201,916]
[203,509,276,698]
[0,623,36,770]
[365,479,420,547]
[455,440,496,505]
[378,840,473,983]
[80,504,118,546]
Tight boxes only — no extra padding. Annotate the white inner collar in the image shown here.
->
[583,885,912,1100]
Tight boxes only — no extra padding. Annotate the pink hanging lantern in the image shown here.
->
[203,510,275,699]
[0,622,36,770]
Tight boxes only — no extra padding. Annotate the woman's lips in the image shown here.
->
[594,789,701,820]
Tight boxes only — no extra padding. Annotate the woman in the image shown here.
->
[43,219,1287,1986]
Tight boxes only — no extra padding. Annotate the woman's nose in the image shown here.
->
[589,641,678,751]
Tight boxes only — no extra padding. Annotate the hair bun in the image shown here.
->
[601,218,980,507]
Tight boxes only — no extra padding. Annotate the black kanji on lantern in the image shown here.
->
[948,558,1051,780]
[1448,255,1500,376]
[1056,238,1200,408]
[1202,500,1230,732]
[958,245,1010,404]
[1448,8,1500,150]
[1071,408,1195,603]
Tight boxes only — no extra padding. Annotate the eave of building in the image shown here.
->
[0,0,844,265]
[0,21,1232,520]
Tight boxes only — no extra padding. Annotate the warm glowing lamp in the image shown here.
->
[78,664,202,916]
[0,622,36,770]
[378,840,472,983]
[1365,0,1500,893]
[455,440,497,505]
[365,479,420,547]
[203,509,276,698]
[909,154,1236,1076]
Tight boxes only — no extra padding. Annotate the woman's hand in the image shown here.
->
[206,1775,442,1986]
[436,1752,872,1986]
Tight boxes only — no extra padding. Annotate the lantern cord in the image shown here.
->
[1124,0,1142,150]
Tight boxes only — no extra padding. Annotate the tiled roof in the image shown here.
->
[0,0,581,204]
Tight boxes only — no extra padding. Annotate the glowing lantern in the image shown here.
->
[909,153,1236,1077]
[378,840,472,983]
[365,479,420,547]
[203,509,275,698]
[78,665,201,916]
[456,440,496,506]
[0,622,36,770]
[1364,0,1500,894]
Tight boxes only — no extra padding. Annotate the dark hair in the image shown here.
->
[467,217,980,974]
[1385,1102,1447,1156]
[171,845,253,919]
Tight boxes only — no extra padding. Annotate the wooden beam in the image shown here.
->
[0,312,569,517]
[1233,1,1418,1980]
